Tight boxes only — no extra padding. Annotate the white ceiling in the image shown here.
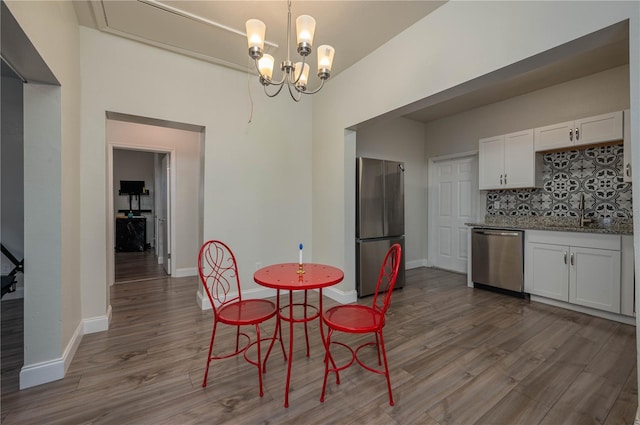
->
[73,1,629,124]
[73,1,446,79]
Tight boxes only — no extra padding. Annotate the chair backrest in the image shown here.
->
[371,243,402,316]
[198,240,242,316]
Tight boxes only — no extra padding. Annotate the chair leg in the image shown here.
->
[320,328,340,402]
[375,332,382,366]
[263,293,286,373]
[202,320,218,387]
[320,329,332,402]
[377,330,394,406]
[255,323,264,397]
[235,325,241,352]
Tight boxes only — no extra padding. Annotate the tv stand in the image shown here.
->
[115,216,147,252]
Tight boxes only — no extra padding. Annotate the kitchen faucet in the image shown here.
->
[579,193,592,227]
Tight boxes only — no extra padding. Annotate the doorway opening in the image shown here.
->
[113,149,171,283]
[106,112,204,287]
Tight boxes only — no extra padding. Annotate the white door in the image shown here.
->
[158,154,171,274]
[431,156,476,273]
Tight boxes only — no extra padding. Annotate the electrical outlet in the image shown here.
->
[255,262,262,271]
[493,201,500,209]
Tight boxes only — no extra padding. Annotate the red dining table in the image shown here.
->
[254,262,344,408]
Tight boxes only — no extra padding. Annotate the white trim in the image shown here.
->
[530,294,636,326]
[19,321,83,389]
[196,285,357,310]
[174,267,197,278]
[323,286,358,305]
[634,406,640,425]
[197,287,277,310]
[196,288,208,310]
[406,259,429,269]
[83,305,112,334]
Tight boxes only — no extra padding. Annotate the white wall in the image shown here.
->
[355,117,426,269]
[312,0,640,416]
[6,0,83,388]
[311,0,640,296]
[424,65,630,160]
[80,26,313,321]
[108,121,201,273]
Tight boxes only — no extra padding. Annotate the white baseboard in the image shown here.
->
[406,259,430,269]
[83,305,112,334]
[196,288,208,310]
[529,295,636,326]
[197,287,277,310]
[20,320,84,389]
[195,285,357,309]
[323,286,357,304]
[174,267,197,278]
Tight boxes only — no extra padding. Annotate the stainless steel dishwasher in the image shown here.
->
[471,228,524,293]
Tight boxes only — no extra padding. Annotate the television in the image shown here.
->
[119,180,145,195]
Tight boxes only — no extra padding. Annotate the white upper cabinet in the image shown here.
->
[479,129,539,190]
[478,135,504,189]
[534,111,623,151]
[533,120,574,151]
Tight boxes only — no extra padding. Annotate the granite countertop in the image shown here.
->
[466,216,633,235]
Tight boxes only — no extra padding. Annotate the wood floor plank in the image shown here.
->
[604,366,638,425]
[0,266,636,424]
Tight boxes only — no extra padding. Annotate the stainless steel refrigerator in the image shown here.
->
[356,157,405,297]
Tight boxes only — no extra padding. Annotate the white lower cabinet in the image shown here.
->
[568,246,620,313]
[525,231,622,314]
[527,242,569,301]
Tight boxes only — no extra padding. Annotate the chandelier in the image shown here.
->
[245,1,335,102]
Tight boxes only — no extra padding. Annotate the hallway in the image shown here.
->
[115,250,168,283]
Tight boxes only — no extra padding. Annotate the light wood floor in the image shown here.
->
[1,267,637,424]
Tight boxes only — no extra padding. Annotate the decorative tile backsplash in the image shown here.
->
[487,145,633,218]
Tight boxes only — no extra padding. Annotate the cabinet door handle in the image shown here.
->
[575,128,579,141]
[626,163,631,177]
[564,251,567,264]
[504,174,507,185]
[569,128,573,141]
[500,174,503,185]
[570,252,574,266]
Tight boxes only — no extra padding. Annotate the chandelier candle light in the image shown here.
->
[246,0,335,101]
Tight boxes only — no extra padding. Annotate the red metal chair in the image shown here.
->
[320,243,402,406]
[198,240,284,396]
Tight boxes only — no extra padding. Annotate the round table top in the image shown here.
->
[253,263,344,290]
